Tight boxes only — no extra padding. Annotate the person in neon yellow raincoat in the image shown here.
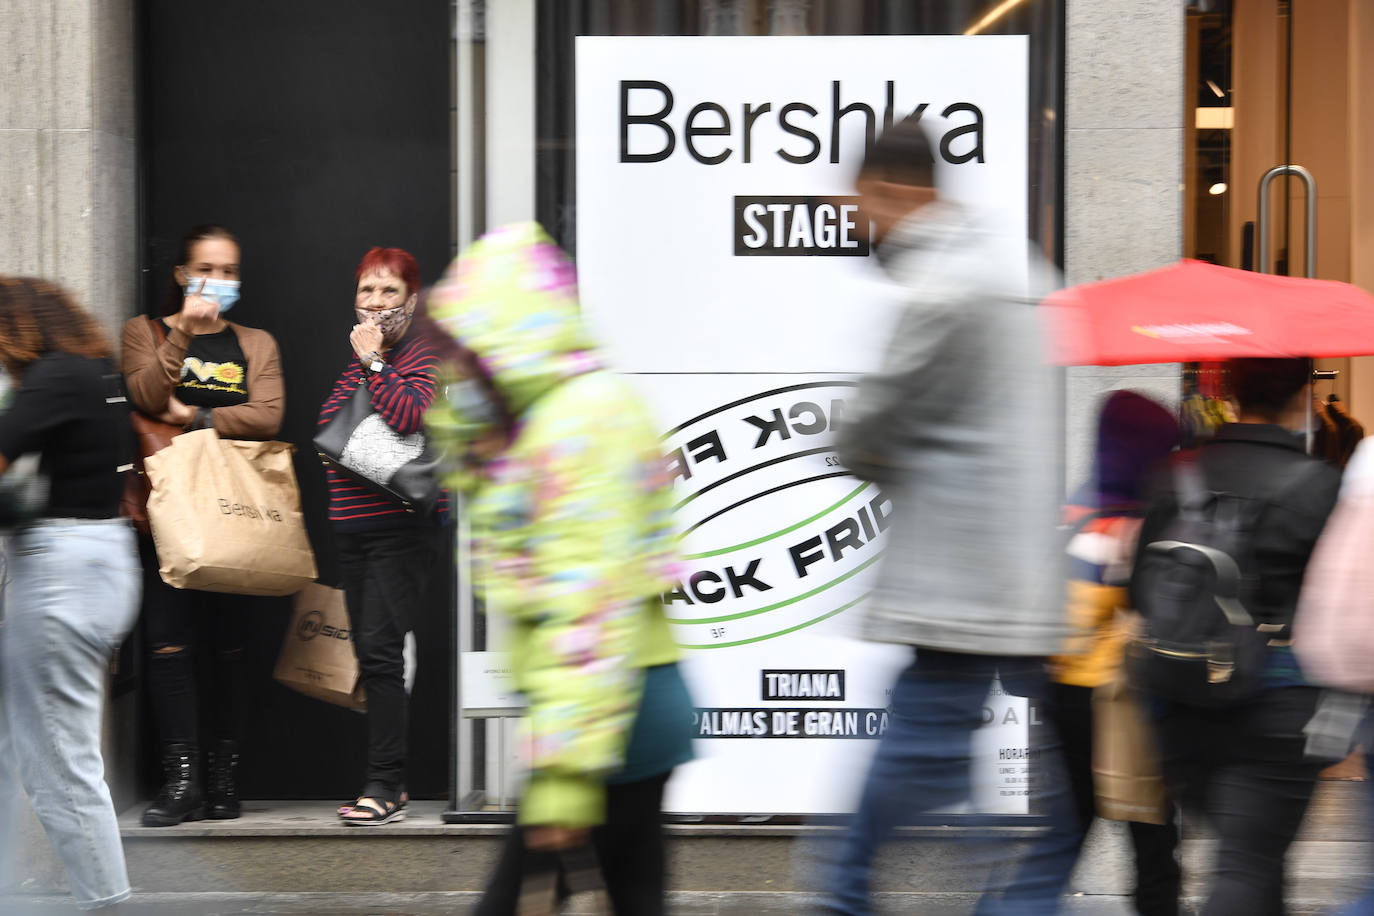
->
[425,223,693,913]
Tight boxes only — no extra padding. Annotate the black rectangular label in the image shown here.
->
[734,196,869,256]
[760,669,846,701]
[694,707,887,738]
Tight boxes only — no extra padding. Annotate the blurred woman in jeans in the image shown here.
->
[0,277,140,909]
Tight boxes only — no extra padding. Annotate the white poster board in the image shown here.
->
[459,651,525,718]
[575,35,1034,815]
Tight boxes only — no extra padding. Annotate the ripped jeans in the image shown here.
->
[0,519,140,909]
[138,534,247,746]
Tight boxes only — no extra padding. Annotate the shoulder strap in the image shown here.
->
[149,316,168,345]
[1156,458,1253,626]
[1172,459,1211,517]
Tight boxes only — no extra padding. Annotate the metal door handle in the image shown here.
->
[1256,165,1317,278]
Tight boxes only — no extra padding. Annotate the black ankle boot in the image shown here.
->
[142,742,204,827]
[205,739,241,820]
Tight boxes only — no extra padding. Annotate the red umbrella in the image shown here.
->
[1044,259,1374,366]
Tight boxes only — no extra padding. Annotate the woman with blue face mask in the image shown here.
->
[120,224,285,826]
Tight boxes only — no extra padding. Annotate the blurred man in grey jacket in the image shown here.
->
[823,119,1076,916]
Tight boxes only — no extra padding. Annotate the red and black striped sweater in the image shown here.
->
[317,331,450,532]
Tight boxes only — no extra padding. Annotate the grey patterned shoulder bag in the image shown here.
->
[313,381,442,516]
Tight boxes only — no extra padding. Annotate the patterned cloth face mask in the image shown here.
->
[355,302,416,345]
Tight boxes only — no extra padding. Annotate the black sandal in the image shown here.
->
[338,787,407,817]
[340,795,406,826]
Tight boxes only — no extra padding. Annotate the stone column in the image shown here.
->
[1063,0,1185,490]
[0,0,137,340]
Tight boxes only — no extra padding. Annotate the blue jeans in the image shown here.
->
[825,649,1079,916]
[0,519,140,909]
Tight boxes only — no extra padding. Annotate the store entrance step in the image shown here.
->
[2,783,1368,909]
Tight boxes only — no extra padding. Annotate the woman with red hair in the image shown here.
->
[317,246,449,824]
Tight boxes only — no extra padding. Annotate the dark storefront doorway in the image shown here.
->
[137,0,454,800]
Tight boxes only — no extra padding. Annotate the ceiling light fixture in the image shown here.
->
[964,0,1029,36]
[1195,107,1235,129]
[1209,182,1228,195]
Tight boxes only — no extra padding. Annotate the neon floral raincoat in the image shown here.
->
[426,223,682,828]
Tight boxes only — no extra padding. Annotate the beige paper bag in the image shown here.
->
[1092,672,1171,825]
[144,428,318,596]
[273,583,366,710]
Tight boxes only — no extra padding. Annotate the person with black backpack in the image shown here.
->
[1129,357,1342,915]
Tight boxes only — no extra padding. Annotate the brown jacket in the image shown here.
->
[121,316,284,439]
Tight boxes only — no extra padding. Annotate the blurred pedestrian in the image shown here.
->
[823,119,1075,915]
[1336,723,1374,916]
[1047,390,1182,915]
[1130,358,1341,915]
[426,223,693,915]
[319,246,448,825]
[122,224,283,826]
[0,277,140,909]
[1293,435,1374,914]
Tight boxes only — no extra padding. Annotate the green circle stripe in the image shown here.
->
[684,482,872,561]
[665,550,885,625]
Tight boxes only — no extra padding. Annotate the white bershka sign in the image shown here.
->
[576,36,1035,816]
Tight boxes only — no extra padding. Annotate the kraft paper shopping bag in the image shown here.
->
[1092,672,1171,825]
[144,428,317,596]
[274,583,367,710]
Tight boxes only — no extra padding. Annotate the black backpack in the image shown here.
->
[1127,458,1309,708]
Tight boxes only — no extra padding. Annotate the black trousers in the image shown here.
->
[475,773,671,916]
[139,534,247,747]
[336,525,440,797]
[1156,686,1323,916]
[1048,682,1181,916]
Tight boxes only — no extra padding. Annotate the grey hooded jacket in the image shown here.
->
[835,201,1065,656]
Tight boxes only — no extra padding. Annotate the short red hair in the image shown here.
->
[355,247,421,298]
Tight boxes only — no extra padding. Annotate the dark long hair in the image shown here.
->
[0,276,113,372]
[160,224,239,317]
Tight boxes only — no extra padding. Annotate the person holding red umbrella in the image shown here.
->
[1130,358,1341,915]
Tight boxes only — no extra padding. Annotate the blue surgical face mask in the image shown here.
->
[184,277,241,314]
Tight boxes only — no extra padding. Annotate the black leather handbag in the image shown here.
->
[313,382,442,516]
